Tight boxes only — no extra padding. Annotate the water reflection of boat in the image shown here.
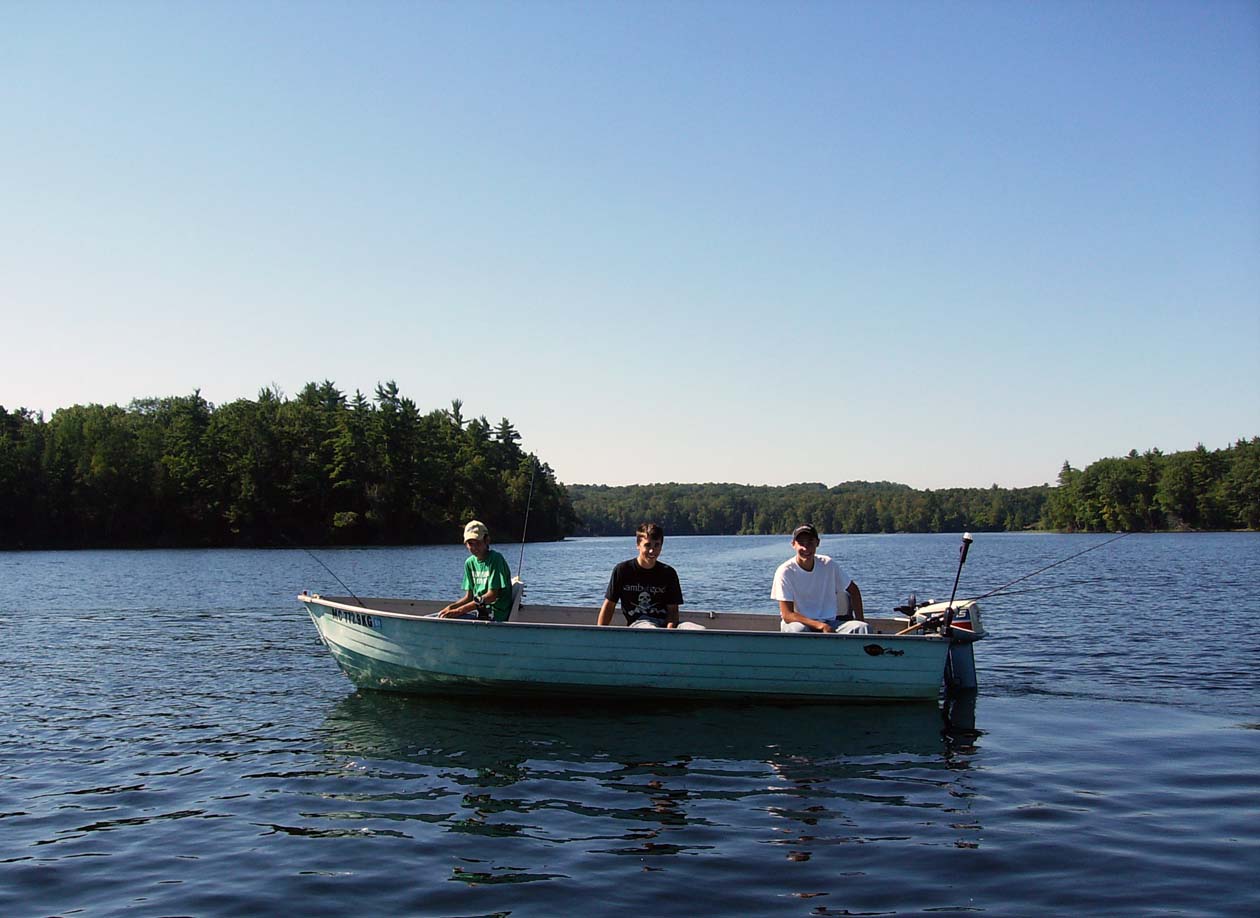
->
[316,692,967,769]
[298,593,984,703]
[309,692,984,870]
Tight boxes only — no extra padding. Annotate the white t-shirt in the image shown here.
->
[770,554,852,619]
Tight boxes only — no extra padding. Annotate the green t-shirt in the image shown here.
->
[462,549,514,621]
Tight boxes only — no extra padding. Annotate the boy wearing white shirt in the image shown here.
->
[771,524,869,634]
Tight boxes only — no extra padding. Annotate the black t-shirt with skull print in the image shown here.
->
[604,558,684,626]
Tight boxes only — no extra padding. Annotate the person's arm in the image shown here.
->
[847,581,864,621]
[597,598,618,626]
[440,559,477,617]
[438,590,476,617]
[482,554,511,613]
[666,569,683,628]
[779,600,834,633]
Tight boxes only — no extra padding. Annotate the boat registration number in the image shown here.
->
[331,608,379,629]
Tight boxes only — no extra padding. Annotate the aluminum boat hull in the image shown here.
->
[299,593,978,703]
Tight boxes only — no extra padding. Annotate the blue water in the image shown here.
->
[2,533,1258,916]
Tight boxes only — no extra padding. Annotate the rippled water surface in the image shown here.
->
[2,533,1259,916]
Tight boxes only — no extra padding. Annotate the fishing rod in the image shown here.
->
[282,532,364,606]
[517,457,539,580]
[970,531,1133,602]
[970,577,1115,600]
[947,532,973,613]
[898,531,1132,635]
[894,532,974,635]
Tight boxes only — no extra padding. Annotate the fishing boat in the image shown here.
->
[297,587,984,703]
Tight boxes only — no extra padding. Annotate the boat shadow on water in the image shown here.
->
[304,692,987,878]
[315,690,982,773]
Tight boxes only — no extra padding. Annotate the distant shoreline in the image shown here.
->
[2,395,1254,549]
[6,528,1257,555]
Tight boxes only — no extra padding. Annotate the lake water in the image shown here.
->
[2,532,1258,916]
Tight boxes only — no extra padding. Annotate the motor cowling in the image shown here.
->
[910,599,984,639]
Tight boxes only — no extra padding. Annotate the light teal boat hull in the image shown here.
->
[300,594,969,703]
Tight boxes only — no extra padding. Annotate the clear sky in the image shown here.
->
[3,0,1257,489]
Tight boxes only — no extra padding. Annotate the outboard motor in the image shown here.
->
[943,600,983,690]
[903,598,984,638]
[946,600,984,637]
[893,592,919,615]
[895,534,986,690]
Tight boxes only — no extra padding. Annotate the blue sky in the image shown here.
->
[3,1,1257,489]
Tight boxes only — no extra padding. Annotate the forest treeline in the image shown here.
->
[1042,440,1260,532]
[0,381,575,549]
[2,384,1256,549]
[569,438,1260,536]
[568,481,1050,536]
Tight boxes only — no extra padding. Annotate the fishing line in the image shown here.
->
[971,531,1133,602]
[970,577,1117,600]
[282,533,364,606]
[517,458,538,579]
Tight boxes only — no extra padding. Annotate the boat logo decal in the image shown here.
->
[331,608,379,629]
[863,644,903,657]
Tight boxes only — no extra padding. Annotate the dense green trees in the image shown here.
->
[567,480,1052,536]
[0,382,574,549]
[1,393,1254,548]
[1041,440,1260,532]
[570,439,1259,536]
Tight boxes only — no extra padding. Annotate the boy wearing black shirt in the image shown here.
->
[597,522,690,628]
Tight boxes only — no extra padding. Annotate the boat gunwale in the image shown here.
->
[297,592,951,642]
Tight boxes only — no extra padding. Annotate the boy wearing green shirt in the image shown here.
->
[437,520,514,621]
